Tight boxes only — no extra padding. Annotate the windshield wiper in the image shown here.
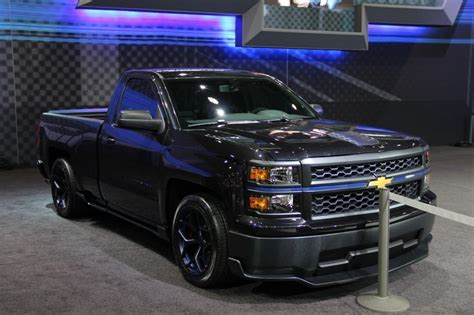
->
[187,120,228,128]
[187,120,261,128]
[263,117,308,123]
[271,117,290,122]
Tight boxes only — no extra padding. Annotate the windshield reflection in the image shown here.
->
[165,78,318,128]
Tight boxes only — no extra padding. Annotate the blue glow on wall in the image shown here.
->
[0,0,472,47]
[368,24,433,37]
[458,0,474,24]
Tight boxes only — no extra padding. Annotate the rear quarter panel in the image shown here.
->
[39,112,102,198]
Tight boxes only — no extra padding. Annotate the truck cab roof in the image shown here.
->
[130,68,267,79]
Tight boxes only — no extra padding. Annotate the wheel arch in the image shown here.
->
[47,147,71,174]
[163,177,227,233]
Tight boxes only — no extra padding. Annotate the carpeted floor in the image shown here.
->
[0,146,472,314]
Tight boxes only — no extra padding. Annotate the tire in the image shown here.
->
[50,158,86,218]
[171,194,229,288]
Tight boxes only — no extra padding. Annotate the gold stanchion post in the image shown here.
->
[356,186,410,312]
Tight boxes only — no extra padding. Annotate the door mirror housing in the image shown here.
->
[310,104,324,117]
[117,110,165,133]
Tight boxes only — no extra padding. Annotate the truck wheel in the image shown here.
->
[171,194,229,288]
[50,158,85,218]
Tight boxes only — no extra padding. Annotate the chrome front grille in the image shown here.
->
[311,181,421,218]
[311,155,423,182]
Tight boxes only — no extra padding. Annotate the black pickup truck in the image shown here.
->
[37,69,436,288]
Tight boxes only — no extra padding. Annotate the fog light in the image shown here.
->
[249,194,297,214]
[271,194,295,213]
[249,196,270,211]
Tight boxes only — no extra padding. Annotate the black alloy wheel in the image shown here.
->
[50,158,85,218]
[176,206,213,275]
[172,194,229,288]
[52,164,70,211]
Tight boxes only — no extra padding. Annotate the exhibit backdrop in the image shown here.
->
[0,0,474,167]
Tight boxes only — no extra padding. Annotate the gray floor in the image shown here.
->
[0,146,473,314]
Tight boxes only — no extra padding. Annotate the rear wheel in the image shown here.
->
[50,158,86,218]
[171,194,229,288]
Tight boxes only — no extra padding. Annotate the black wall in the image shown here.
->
[0,1,473,167]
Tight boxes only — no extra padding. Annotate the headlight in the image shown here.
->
[424,150,431,166]
[249,166,300,185]
[423,149,431,192]
[249,194,298,214]
[423,173,431,193]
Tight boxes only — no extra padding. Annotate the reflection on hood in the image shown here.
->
[192,119,424,161]
[266,122,418,147]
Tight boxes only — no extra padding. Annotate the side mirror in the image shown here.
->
[310,104,324,117]
[117,110,165,133]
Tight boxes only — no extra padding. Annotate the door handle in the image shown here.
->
[106,137,116,144]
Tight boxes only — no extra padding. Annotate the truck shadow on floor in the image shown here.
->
[45,203,450,306]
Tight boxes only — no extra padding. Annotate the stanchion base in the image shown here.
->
[356,292,410,312]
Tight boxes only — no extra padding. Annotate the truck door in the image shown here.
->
[98,75,165,223]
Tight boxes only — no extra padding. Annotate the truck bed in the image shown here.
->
[38,107,108,199]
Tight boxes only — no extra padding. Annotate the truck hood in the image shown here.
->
[202,119,426,161]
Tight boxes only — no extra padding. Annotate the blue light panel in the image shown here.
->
[0,0,472,48]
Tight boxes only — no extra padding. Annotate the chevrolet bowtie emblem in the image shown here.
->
[368,176,393,190]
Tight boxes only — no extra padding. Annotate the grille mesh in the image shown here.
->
[311,155,423,181]
[311,181,421,217]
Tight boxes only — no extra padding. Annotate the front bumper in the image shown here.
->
[228,212,434,287]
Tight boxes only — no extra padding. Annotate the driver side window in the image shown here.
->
[118,78,161,120]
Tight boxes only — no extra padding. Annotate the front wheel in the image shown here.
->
[171,194,229,288]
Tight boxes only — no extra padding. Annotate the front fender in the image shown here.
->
[160,147,247,225]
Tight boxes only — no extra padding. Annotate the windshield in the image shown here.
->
[164,78,318,128]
